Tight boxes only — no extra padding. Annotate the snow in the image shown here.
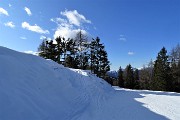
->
[0,46,180,120]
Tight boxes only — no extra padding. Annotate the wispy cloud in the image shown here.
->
[40,35,46,40]
[61,10,91,26]
[4,21,15,28]
[40,35,51,40]
[24,7,32,16]
[0,8,9,16]
[52,10,92,39]
[20,37,27,40]
[24,51,38,55]
[22,22,49,34]
[119,35,126,41]
[128,51,135,55]
[9,4,12,7]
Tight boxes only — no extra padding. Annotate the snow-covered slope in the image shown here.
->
[0,46,180,120]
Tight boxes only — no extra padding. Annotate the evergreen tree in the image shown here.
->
[134,69,139,81]
[170,44,180,92]
[37,35,111,81]
[90,37,110,78]
[64,55,79,68]
[124,64,134,89]
[152,47,171,91]
[118,66,124,87]
[139,63,153,90]
[134,69,140,89]
[90,39,97,72]
[38,39,58,62]
[99,47,110,78]
[55,36,64,64]
[38,40,48,58]
[46,40,58,62]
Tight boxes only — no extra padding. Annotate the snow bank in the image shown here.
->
[0,46,180,120]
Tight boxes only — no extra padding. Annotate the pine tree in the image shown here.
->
[90,39,97,73]
[134,69,140,89]
[38,40,48,58]
[169,44,180,92]
[139,60,154,89]
[118,66,124,87]
[90,37,110,78]
[124,64,134,89]
[64,56,79,68]
[152,47,171,91]
[55,36,64,64]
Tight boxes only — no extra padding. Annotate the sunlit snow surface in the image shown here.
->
[114,87,180,120]
[0,46,180,120]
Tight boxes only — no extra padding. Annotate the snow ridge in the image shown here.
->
[0,46,180,120]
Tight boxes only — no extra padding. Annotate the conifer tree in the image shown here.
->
[38,40,48,58]
[118,66,124,87]
[124,64,134,89]
[152,47,171,91]
[55,36,64,64]
[134,69,140,89]
[90,39,97,72]
[170,44,180,92]
[90,37,110,78]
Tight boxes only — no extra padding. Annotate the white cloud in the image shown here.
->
[24,51,38,55]
[9,4,12,7]
[22,22,49,34]
[128,52,135,55]
[39,35,51,40]
[61,10,91,26]
[54,26,87,40]
[20,37,27,40]
[119,35,126,41]
[40,35,46,40]
[4,21,15,28]
[24,7,32,16]
[52,10,92,40]
[0,8,9,16]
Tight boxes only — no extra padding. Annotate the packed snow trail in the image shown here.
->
[0,46,180,120]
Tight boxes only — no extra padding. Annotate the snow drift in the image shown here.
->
[0,46,180,120]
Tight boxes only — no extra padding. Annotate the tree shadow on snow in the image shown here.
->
[137,90,180,97]
[110,89,170,120]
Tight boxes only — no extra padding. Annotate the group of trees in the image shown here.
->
[117,65,139,89]
[116,44,180,92]
[38,31,179,92]
[38,31,110,79]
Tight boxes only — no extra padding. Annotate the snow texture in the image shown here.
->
[0,46,180,120]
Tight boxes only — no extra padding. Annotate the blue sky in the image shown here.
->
[0,0,180,70]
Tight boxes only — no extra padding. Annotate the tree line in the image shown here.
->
[38,31,110,79]
[38,31,180,92]
[114,44,180,92]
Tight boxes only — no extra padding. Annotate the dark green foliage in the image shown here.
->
[152,47,172,91]
[134,69,140,89]
[139,67,153,89]
[124,64,135,89]
[55,37,64,64]
[118,67,124,87]
[38,34,110,81]
[170,44,180,92]
[38,40,48,58]
[38,40,58,62]
[90,37,110,78]
[64,56,79,69]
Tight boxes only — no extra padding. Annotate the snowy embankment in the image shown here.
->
[0,46,180,120]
